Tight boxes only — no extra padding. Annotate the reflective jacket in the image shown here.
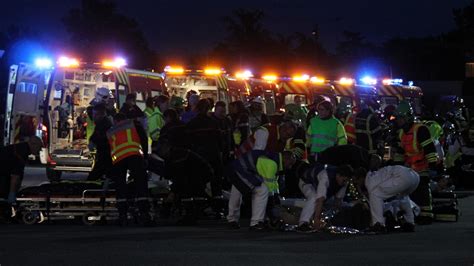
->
[354,109,382,154]
[343,112,356,144]
[308,116,347,153]
[86,116,95,144]
[399,123,437,172]
[144,107,164,142]
[107,119,143,164]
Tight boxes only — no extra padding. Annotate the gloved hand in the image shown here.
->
[7,192,16,204]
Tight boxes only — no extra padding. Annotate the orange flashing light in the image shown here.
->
[263,74,278,82]
[339,77,354,85]
[310,76,325,84]
[57,56,79,68]
[292,74,310,82]
[164,66,185,74]
[204,68,222,75]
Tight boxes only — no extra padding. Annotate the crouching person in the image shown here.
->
[354,155,420,232]
[226,151,295,231]
[297,164,353,232]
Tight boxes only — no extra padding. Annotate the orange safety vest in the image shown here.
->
[107,119,143,164]
[344,113,356,144]
[399,123,428,172]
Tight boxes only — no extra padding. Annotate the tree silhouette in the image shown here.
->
[61,0,159,69]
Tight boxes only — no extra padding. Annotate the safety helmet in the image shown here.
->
[170,95,185,109]
[95,87,112,103]
[395,100,413,118]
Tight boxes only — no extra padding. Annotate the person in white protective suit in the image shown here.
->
[354,155,420,232]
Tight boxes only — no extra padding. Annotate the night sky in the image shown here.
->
[0,0,470,56]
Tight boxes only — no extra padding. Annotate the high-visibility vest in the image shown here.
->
[355,111,382,154]
[344,113,356,144]
[107,119,143,164]
[86,116,95,144]
[233,150,281,193]
[399,123,434,172]
[144,107,163,142]
[309,116,346,153]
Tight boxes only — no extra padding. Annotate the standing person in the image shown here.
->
[296,164,353,232]
[107,113,151,226]
[307,100,347,161]
[228,100,250,151]
[186,99,224,214]
[354,155,420,232]
[158,109,187,149]
[119,93,148,156]
[144,97,162,148]
[0,137,43,222]
[211,101,233,164]
[393,100,438,224]
[87,103,113,181]
[226,150,295,230]
[284,95,308,126]
[181,94,200,123]
[248,97,269,131]
[354,99,383,155]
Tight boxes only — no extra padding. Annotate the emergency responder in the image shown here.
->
[85,106,95,143]
[144,96,167,149]
[228,100,250,150]
[169,95,185,115]
[248,96,269,131]
[107,113,151,226]
[284,95,308,126]
[296,164,353,232]
[307,100,347,161]
[306,95,329,128]
[354,155,420,232]
[226,150,295,230]
[338,103,356,144]
[186,99,224,215]
[211,101,233,164]
[159,109,186,149]
[86,87,113,143]
[181,94,199,123]
[120,93,145,120]
[156,140,213,225]
[393,100,438,224]
[353,99,383,155]
[87,103,113,181]
[0,137,43,222]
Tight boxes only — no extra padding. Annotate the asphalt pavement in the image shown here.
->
[0,167,473,265]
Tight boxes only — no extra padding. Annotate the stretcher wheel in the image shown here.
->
[22,211,39,225]
[82,212,100,226]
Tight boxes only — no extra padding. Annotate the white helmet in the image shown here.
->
[95,87,112,103]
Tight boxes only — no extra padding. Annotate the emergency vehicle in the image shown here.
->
[4,57,166,181]
[331,77,378,113]
[163,66,249,106]
[377,79,423,116]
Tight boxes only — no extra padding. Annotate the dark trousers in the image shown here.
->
[410,173,433,224]
[110,155,149,215]
[87,155,112,181]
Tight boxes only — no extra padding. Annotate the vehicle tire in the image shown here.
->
[46,168,62,182]
[82,212,100,226]
[22,211,39,225]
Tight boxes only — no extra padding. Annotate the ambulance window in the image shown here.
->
[18,82,38,94]
[284,94,306,105]
[84,72,92,82]
[151,91,160,97]
[65,71,74,80]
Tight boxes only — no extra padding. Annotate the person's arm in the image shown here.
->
[253,128,269,150]
[417,125,438,170]
[336,120,348,145]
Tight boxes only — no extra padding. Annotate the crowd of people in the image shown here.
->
[2,88,473,232]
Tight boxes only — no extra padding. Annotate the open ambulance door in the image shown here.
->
[4,63,47,158]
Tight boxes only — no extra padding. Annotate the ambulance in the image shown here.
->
[377,79,423,116]
[163,66,249,107]
[4,56,166,181]
[331,77,378,113]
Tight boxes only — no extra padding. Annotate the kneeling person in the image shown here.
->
[354,155,420,232]
[297,164,353,232]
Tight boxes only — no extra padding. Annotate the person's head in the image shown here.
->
[195,99,211,115]
[92,102,107,121]
[186,90,197,101]
[188,94,200,109]
[282,151,297,170]
[250,97,264,112]
[156,95,170,112]
[368,154,383,171]
[163,108,179,124]
[395,100,414,128]
[279,121,297,141]
[214,101,227,118]
[353,167,368,188]
[335,164,353,186]
[27,136,43,155]
[317,100,334,119]
[294,95,303,106]
[207,98,215,110]
[95,87,111,104]
[146,97,155,109]
[125,93,137,106]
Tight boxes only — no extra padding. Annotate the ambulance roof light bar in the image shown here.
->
[262,74,278,82]
[204,68,223,75]
[34,58,53,69]
[292,74,310,82]
[57,56,80,68]
[360,76,377,85]
[339,77,355,85]
[164,65,185,74]
[102,57,127,68]
[382,78,403,85]
[235,70,253,80]
[310,76,325,84]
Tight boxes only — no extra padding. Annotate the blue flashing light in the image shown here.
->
[360,76,377,85]
[34,58,53,69]
[408,81,414,86]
